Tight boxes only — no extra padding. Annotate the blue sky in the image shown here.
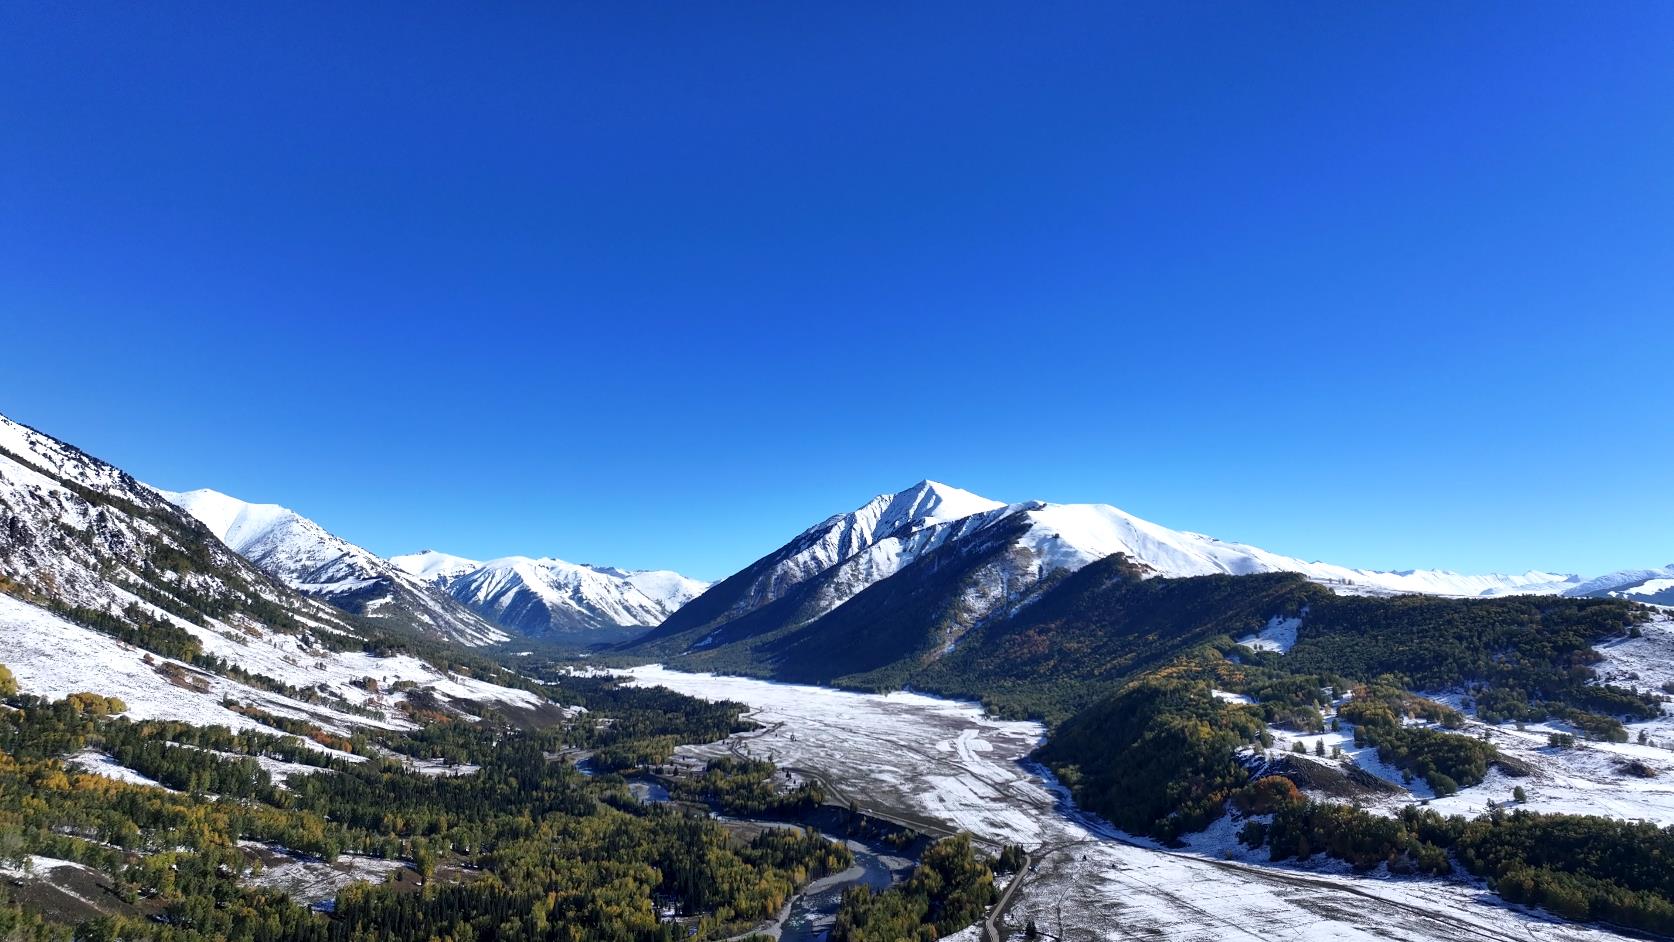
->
[2,3,1671,580]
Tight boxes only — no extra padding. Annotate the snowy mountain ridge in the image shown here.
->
[1563,564,1674,605]
[1005,499,1582,597]
[389,549,483,583]
[394,551,709,638]
[639,478,1598,658]
[156,490,710,641]
[160,488,509,646]
[740,480,1004,613]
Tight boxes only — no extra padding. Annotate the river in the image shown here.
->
[626,772,913,941]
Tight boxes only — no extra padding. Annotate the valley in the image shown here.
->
[622,666,1638,942]
[3,407,1672,940]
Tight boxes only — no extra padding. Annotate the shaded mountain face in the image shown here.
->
[392,550,708,641]
[633,480,1008,649]
[160,488,508,647]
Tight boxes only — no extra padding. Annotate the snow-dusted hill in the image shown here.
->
[161,488,508,647]
[1563,564,1674,605]
[393,550,708,638]
[0,592,539,739]
[0,411,547,737]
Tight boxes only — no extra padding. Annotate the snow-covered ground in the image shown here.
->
[1408,616,1674,825]
[1235,613,1301,653]
[0,591,540,741]
[65,750,176,790]
[624,666,1632,941]
[1593,613,1674,748]
[400,757,482,777]
[0,856,95,881]
[1249,677,1674,826]
[239,842,408,906]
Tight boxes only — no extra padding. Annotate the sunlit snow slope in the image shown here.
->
[0,411,547,735]
[161,488,508,646]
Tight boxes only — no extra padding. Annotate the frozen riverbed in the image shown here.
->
[622,666,1629,942]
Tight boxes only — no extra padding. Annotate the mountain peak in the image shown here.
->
[880,480,1005,533]
[158,487,318,555]
[390,549,485,582]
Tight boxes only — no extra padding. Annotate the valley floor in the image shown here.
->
[622,666,1632,942]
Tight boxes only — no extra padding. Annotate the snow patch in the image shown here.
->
[1236,614,1301,653]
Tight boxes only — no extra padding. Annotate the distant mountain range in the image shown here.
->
[392,550,707,642]
[157,490,709,645]
[1564,565,1674,605]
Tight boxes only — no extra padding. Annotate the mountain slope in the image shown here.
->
[911,556,1322,718]
[1564,564,1674,605]
[1002,500,1580,596]
[161,488,508,646]
[394,551,708,640]
[0,412,548,736]
[634,480,1005,649]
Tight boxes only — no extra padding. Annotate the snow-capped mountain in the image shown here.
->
[643,480,1005,644]
[0,411,544,735]
[389,549,482,584]
[764,480,1006,600]
[393,550,708,638]
[631,480,1597,661]
[160,488,508,646]
[1564,565,1674,605]
[158,492,707,643]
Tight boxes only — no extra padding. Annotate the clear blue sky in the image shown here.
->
[3,3,1671,581]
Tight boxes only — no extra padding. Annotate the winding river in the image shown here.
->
[626,774,912,940]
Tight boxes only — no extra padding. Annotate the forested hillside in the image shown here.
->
[1031,581,1671,933]
[0,667,862,941]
